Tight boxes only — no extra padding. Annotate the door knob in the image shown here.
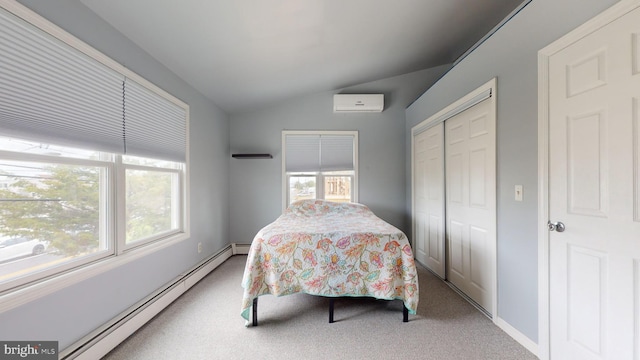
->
[547,221,565,232]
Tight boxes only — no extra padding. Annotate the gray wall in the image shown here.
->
[229,65,450,245]
[0,0,230,350]
[405,0,618,343]
[1,0,621,351]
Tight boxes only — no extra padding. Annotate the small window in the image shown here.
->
[323,172,353,202]
[288,175,317,203]
[282,131,358,207]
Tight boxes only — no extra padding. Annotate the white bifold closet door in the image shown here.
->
[445,97,496,314]
[414,123,445,278]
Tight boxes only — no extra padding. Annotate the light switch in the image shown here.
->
[515,185,523,201]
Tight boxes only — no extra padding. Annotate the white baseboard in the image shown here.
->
[231,243,251,255]
[61,245,235,359]
[445,277,538,357]
[495,316,539,358]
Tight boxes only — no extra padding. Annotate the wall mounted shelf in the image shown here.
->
[231,154,273,159]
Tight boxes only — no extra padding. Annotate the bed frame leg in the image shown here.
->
[252,298,258,326]
[403,305,408,322]
[329,298,335,323]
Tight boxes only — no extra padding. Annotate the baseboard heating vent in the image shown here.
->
[60,244,235,360]
[232,243,251,255]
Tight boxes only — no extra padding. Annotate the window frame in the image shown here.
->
[281,130,358,210]
[0,1,190,310]
[0,148,116,292]
[0,142,189,294]
[117,161,185,252]
[285,171,356,206]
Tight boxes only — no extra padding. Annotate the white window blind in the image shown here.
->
[0,8,125,154]
[319,135,354,171]
[285,134,354,172]
[285,134,320,172]
[0,8,187,162]
[124,78,186,162]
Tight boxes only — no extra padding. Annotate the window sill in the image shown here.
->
[0,232,189,314]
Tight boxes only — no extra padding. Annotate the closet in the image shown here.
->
[411,79,496,315]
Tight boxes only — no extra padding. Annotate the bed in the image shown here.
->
[240,199,419,325]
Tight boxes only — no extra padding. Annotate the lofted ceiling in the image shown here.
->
[79,0,525,114]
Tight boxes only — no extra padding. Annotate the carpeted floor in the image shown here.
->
[102,255,537,360]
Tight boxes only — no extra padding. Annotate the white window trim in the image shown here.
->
[0,149,116,293]
[117,163,185,253]
[284,172,356,205]
[0,0,191,312]
[281,130,358,211]
[0,146,190,305]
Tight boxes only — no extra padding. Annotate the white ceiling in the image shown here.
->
[79,0,524,114]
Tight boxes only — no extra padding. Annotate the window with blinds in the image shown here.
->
[282,131,358,207]
[0,3,189,294]
[0,8,187,162]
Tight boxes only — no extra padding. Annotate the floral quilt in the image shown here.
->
[241,200,419,322]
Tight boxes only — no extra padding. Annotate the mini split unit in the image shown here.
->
[333,94,384,113]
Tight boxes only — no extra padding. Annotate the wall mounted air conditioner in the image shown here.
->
[333,94,384,113]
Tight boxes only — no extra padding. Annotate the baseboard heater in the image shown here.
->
[60,243,244,359]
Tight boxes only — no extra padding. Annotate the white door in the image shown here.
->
[445,97,496,314]
[548,5,640,359]
[413,123,445,278]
